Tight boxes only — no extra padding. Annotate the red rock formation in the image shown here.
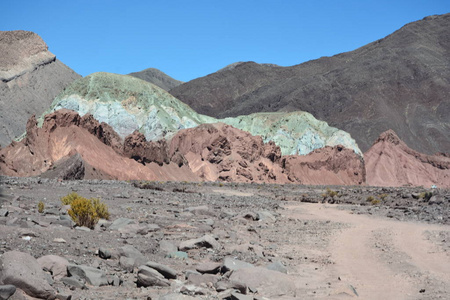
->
[282,145,366,185]
[168,123,286,183]
[0,109,367,186]
[0,109,197,181]
[365,130,450,187]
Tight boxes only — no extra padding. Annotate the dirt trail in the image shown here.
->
[284,203,450,300]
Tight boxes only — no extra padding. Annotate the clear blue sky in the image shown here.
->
[2,0,448,82]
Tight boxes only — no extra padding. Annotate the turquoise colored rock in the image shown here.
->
[43,72,361,156]
[220,112,362,156]
[166,251,188,260]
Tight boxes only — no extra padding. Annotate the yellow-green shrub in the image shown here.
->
[62,192,110,228]
[38,201,45,213]
[61,192,80,205]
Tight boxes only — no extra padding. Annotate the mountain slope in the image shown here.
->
[128,67,183,91]
[44,72,361,156]
[169,14,450,155]
[0,30,81,147]
[365,130,450,187]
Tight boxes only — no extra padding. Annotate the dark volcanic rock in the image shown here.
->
[170,14,450,155]
[0,30,80,147]
[128,68,183,91]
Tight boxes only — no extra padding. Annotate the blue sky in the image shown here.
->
[2,1,448,82]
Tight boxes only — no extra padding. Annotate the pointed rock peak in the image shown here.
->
[375,130,402,145]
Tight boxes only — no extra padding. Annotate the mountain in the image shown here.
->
[128,67,183,91]
[365,130,450,187]
[45,72,361,156]
[0,30,81,147]
[169,14,450,155]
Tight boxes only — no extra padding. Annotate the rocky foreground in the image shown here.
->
[0,178,449,299]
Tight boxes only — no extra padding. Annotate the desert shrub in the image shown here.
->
[420,192,433,202]
[68,197,99,228]
[326,188,338,198]
[62,192,110,228]
[38,201,45,213]
[61,192,80,205]
[371,199,381,205]
[366,196,375,202]
[379,194,388,201]
[91,198,110,220]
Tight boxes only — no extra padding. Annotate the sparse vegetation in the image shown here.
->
[62,192,110,228]
[419,191,433,201]
[379,193,388,201]
[37,201,45,213]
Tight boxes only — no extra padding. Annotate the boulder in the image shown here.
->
[67,264,108,287]
[195,262,222,274]
[179,235,220,251]
[0,251,56,299]
[108,218,136,231]
[266,261,288,274]
[0,285,16,300]
[37,255,69,280]
[229,267,296,297]
[222,257,254,272]
[136,266,170,287]
[118,245,147,267]
[144,261,177,279]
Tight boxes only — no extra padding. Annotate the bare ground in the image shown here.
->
[0,178,449,299]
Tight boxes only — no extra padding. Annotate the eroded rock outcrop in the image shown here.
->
[365,130,450,187]
[0,109,198,181]
[0,30,80,147]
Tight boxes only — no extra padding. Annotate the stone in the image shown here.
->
[145,261,177,279]
[67,264,108,287]
[53,238,67,243]
[231,291,254,300]
[136,265,170,287]
[118,245,147,267]
[222,257,254,272]
[186,205,213,216]
[187,273,220,286]
[98,247,112,259]
[229,267,296,297]
[266,261,288,274]
[0,285,16,300]
[108,218,135,231]
[159,240,178,254]
[119,256,135,273]
[257,211,276,222]
[37,255,69,280]
[179,235,221,251]
[0,209,9,217]
[75,226,91,232]
[0,251,56,299]
[196,262,222,274]
[61,276,86,290]
[51,219,74,228]
[166,251,188,260]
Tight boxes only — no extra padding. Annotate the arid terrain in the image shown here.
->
[0,177,449,299]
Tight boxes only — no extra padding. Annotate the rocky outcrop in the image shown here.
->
[0,109,198,182]
[168,123,288,183]
[0,109,366,186]
[283,145,366,185]
[365,130,450,187]
[45,72,362,156]
[169,14,450,155]
[128,67,183,91]
[0,30,80,147]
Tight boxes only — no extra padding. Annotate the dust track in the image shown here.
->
[284,203,450,300]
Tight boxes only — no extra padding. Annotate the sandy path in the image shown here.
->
[284,203,450,300]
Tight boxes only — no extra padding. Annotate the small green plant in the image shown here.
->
[38,201,45,213]
[326,188,338,198]
[379,194,388,201]
[62,192,110,228]
[366,196,380,205]
[419,191,433,202]
[61,192,80,205]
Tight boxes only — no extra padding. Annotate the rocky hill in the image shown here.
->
[45,72,361,156]
[0,30,80,147]
[169,14,450,155]
[128,67,183,91]
[365,130,450,187]
[0,109,365,185]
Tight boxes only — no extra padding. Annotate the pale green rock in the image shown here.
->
[42,72,361,156]
[220,112,362,156]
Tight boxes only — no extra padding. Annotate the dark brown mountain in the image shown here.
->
[0,30,81,147]
[128,67,183,91]
[170,14,450,154]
